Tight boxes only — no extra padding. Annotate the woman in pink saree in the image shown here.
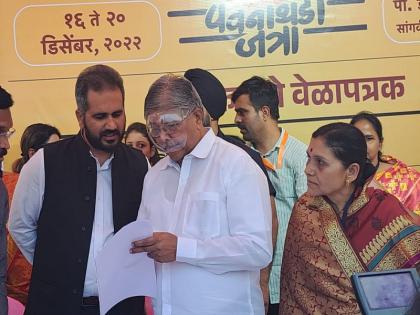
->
[351,112,419,215]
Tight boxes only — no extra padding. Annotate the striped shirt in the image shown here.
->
[255,128,307,304]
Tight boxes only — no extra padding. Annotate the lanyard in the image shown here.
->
[262,130,289,171]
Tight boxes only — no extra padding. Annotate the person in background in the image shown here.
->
[280,122,420,314]
[11,123,61,174]
[8,64,149,315]
[0,86,14,315]
[124,122,161,166]
[232,76,307,315]
[350,111,419,215]
[131,74,272,315]
[184,68,278,311]
[3,123,61,305]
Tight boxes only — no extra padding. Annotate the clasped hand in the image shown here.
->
[130,232,177,263]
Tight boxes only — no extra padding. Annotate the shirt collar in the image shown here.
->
[89,151,114,170]
[157,128,215,171]
[188,128,215,159]
[254,128,285,157]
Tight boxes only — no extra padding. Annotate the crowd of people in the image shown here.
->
[0,64,418,315]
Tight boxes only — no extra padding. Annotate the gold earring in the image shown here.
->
[345,177,351,187]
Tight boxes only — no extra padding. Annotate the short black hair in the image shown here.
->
[75,64,124,114]
[231,76,279,120]
[0,86,14,109]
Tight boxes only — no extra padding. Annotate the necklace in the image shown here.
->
[340,189,356,227]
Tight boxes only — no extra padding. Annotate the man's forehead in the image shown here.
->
[147,106,190,116]
[85,88,124,111]
[86,105,124,115]
[86,87,123,98]
[147,107,191,123]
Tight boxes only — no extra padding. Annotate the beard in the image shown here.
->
[83,123,124,153]
[236,124,252,142]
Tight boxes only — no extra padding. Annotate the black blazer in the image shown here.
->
[25,134,148,315]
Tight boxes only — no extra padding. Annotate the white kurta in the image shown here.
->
[138,129,272,315]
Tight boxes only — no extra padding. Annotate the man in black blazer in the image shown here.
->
[9,65,148,315]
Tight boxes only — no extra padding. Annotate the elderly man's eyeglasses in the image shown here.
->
[0,128,15,139]
[146,107,192,138]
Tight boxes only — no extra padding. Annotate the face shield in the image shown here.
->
[145,107,193,153]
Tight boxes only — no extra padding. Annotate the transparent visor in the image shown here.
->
[145,107,192,153]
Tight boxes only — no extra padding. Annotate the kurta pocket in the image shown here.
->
[183,192,220,240]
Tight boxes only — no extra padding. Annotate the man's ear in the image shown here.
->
[75,109,84,130]
[193,107,204,126]
[260,105,271,121]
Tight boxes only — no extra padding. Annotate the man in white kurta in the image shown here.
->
[131,74,272,315]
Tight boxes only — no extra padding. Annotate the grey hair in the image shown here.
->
[144,74,204,118]
[75,64,124,114]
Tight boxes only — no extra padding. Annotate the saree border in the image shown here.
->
[358,214,419,269]
[373,231,420,271]
[319,199,365,279]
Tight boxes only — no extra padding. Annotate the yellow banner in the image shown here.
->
[1,0,419,170]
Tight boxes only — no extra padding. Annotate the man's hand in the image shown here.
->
[130,232,177,263]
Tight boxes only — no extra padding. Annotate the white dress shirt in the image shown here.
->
[8,148,115,297]
[138,129,272,315]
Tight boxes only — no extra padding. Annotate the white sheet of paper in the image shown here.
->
[96,219,156,315]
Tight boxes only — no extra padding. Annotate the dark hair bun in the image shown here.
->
[360,160,377,184]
